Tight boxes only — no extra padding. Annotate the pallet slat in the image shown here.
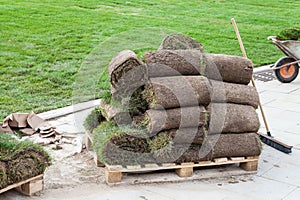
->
[161,163,176,167]
[214,157,228,163]
[144,164,159,168]
[85,131,93,151]
[230,157,245,161]
[126,165,142,170]
[94,153,105,167]
[86,132,105,167]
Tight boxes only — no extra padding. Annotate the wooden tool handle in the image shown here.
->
[231,18,271,134]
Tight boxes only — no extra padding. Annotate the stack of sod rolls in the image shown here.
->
[85,33,262,166]
[0,133,51,189]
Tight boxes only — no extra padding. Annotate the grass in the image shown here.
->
[0,133,51,188]
[1,0,300,119]
[83,106,104,133]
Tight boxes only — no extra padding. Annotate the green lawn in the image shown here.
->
[1,0,300,119]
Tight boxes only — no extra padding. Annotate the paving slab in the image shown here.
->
[265,100,300,112]
[139,181,240,200]
[257,146,285,176]
[284,188,300,200]
[261,149,300,186]
[290,88,300,95]
[38,99,101,120]
[218,176,297,200]
[255,78,300,94]
[47,107,94,134]
[258,90,300,105]
[139,175,296,200]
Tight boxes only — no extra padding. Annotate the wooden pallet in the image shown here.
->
[86,132,259,185]
[85,131,105,167]
[105,156,259,184]
[0,174,44,196]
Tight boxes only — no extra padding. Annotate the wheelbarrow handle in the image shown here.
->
[267,36,279,42]
[272,59,300,70]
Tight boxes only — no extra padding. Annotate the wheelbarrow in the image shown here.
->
[267,36,300,83]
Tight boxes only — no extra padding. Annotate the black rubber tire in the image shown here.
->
[274,57,299,83]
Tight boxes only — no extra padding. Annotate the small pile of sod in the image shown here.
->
[0,133,51,189]
[277,28,300,40]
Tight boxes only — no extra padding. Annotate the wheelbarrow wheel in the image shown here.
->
[273,57,299,83]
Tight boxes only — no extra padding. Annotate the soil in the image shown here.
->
[44,146,103,189]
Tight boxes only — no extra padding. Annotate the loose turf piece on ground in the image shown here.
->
[210,80,259,108]
[145,106,208,135]
[158,33,205,51]
[143,76,211,109]
[212,133,262,158]
[208,103,260,134]
[0,133,51,189]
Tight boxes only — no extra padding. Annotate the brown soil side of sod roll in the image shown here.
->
[143,76,212,109]
[0,161,7,189]
[146,106,208,135]
[108,50,144,89]
[144,50,253,84]
[144,50,205,77]
[205,54,253,84]
[109,133,149,151]
[156,126,207,145]
[210,80,259,108]
[212,133,262,158]
[158,33,205,51]
[153,144,213,164]
[104,142,155,165]
[103,134,155,165]
[208,103,260,134]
